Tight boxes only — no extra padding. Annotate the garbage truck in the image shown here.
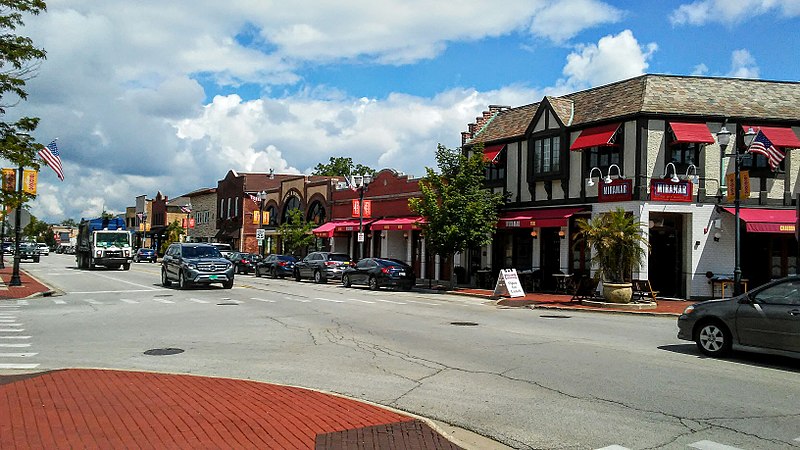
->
[76,217,133,270]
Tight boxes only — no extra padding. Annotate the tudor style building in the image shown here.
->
[463,74,800,299]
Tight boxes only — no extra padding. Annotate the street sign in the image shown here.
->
[492,269,525,298]
[357,232,365,242]
[257,238,263,246]
[256,229,266,239]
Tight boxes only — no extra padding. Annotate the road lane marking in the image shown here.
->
[0,305,20,308]
[84,299,103,305]
[688,441,745,450]
[69,289,164,294]
[219,298,242,304]
[0,336,30,339]
[0,352,37,357]
[188,298,209,303]
[250,297,276,303]
[349,298,375,304]
[0,343,31,348]
[0,319,18,322]
[595,446,630,450]
[315,297,344,303]
[120,299,139,304]
[376,299,406,305]
[16,300,28,306]
[0,323,22,326]
[406,300,441,306]
[52,299,66,304]
[83,272,162,291]
[152,298,175,304]
[0,363,39,369]
[283,296,310,303]
[0,329,24,332]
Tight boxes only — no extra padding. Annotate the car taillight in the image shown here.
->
[325,261,336,266]
[278,261,287,266]
[381,267,391,274]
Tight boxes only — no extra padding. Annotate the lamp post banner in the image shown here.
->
[1,168,16,192]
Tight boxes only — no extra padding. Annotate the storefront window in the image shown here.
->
[532,135,561,176]
[586,146,621,173]
[669,142,700,173]
[485,149,506,182]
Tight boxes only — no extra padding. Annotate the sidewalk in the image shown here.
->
[0,258,54,300]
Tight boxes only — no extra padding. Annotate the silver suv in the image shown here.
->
[161,243,234,289]
[293,252,352,283]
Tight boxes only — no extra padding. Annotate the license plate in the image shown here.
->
[398,272,405,277]
[209,275,218,280]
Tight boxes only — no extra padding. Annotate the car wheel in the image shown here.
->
[178,271,187,290]
[133,256,139,263]
[695,320,732,357]
[223,278,234,289]
[342,274,352,288]
[270,267,278,279]
[368,276,379,291]
[314,270,324,284]
[255,267,261,277]
[123,263,130,270]
[161,269,172,287]
[34,257,40,263]
[294,270,301,282]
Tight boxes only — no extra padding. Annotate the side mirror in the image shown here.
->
[738,295,752,304]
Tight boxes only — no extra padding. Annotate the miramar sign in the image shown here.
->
[650,179,693,203]
[598,179,632,202]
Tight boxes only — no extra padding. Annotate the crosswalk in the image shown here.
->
[0,306,38,370]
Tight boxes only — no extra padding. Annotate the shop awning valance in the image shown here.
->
[482,144,505,163]
[669,122,715,144]
[497,207,586,228]
[570,123,620,151]
[742,125,800,148]
[313,220,374,237]
[370,217,425,231]
[721,207,796,234]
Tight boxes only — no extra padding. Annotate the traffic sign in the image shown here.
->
[256,229,266,239]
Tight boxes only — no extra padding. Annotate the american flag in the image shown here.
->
[749,130,785,171]
[136,213,144,221]
[38,140,64,181]
[180,205,192,214]
[249,194,260,204]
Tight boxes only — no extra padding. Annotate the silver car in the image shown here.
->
[677,276,800,357]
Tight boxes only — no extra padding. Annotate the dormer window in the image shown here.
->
[532,135,561,176]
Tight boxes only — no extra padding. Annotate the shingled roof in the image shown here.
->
[465,74,800,146]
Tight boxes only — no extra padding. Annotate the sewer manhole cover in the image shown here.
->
[450,321,479,326]
[540,315,571,319]
[144,348,184,356]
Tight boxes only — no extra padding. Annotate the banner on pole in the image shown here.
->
[1,168,16,193]
[22,170,37,195]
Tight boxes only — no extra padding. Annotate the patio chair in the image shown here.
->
[570,276,600,302]
[632,279,659,302]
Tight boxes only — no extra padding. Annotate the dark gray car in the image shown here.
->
[677,276,800,357]
[161,243,234,289]
[293,251,351,283]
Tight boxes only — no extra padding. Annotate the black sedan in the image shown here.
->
[255,254,297,278]
[677,276,800,358]
[228,252,260,275]
[133,248,157,263]
[341,258,415,290]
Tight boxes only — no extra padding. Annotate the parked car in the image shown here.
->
[341,258,415,290]
[161,243,234,289]
[255,254,297,278]
[17,242,40,263]
[228,252,260,274]
[134,248,157,263]
[2,242,13,254]
[210,243,233,259]
[293,252,352,283]
[37,243,50,256]
[677,276,800,358]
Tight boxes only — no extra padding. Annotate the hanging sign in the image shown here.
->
[22,170,37,195]
[253,210,261,224]
[1,168,16,192]
[650,179,693,202]
[725,170,750,202]
[189,218,195,229]
[492,269,526,298]
[598,179,633,202]
[351,200,373,218]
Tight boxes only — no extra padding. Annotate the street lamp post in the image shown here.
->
[257,190,267,256]
[184,202,192,242]
[9,164,23,286]
[141,212,148,248]
[718,125,756,296]
[351,174,373,260]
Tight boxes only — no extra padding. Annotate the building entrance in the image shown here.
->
[648,214,684,298]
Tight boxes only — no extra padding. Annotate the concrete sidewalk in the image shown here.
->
[0,259,55,300]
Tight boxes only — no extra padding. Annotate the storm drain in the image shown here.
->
[144,348,184,356]
[539,314,571,319]
[217,302,239,306]
[450,321,479,326]
[154,294,173,298]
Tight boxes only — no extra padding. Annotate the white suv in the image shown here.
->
[37,243,50,256]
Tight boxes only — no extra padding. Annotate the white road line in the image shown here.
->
[152,298,175,304]
[594,446,630,450]
[250,297,276,303]
[0,323,22,327]
[406,300,441,306]
[120,299,139,304]
[188,298,209,303]
[82,272,163,291]
[69,289,164,294]
[219,299,242,304]
[0,343,31,348]
[52,299,66,304]
[348,298,375,304]
[688,441,745,450]
[0,352,37,357]
[376,299,406,305]
[0,305,20,308]
[16,300,28,306]
[315,297,344,303]
[0,329,24,332]
[283,296,310,303]
[0,319,18,322]
[0,363,39,369]
[794,437,800,442]
[84,299,103,305]
[0,336,30,339]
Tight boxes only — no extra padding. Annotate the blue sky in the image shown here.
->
[6,0,800,222]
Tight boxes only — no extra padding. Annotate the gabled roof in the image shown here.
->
[545,96,574,126]
[467,103,538,145]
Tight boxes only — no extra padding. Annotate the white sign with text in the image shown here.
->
[493,269,526,298]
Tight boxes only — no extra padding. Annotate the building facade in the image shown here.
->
[463,74,800,298]
[183,187,217,243]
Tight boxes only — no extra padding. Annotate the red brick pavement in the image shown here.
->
[0,369,463,449]
[0,257,53,300]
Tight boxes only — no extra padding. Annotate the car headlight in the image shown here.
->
[95,250,102,257]
[184,262,197,270]
[682,305,695,315]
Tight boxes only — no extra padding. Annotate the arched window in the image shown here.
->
[306,200,326,225]
[281,196,301,224]
[266,205,277,226]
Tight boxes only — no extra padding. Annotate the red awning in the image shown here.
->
[312,222,336,238]
[497,207,586,228]
[482,144,505,163]
[570,123,620,151]
[742,125,800,148]
[669,122,715,144]
[313,220,374,237]
[370,217,425,231]
[721,207,796,234]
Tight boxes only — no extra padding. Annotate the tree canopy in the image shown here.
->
[312,157,375,179]
[277,208,315,256]
[409,144,503,260]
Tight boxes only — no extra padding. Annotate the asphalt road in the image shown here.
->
[5,254,800,449]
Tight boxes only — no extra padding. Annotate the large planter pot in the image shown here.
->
[602,282,633,303]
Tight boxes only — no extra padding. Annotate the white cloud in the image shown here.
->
[670,0,800,25]
[560,30,657,89]
[529,0,624,43]
[728,49,760,78]
[691,63,709,76]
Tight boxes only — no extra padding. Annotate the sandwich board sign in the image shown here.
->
[493,269,526,298]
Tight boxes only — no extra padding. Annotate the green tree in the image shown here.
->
[576,208,648,284]
[409,144,504,287]
[277,208,315,256]
[159,220,184,254]
[22,213,45,239]
[60,218,77,227]
[312,156,375,178]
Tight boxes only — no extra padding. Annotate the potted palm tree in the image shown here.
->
[576,208,648,303]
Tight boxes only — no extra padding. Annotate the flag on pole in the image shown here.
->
[749,130,785,171]
[180,205,192,214]
[249,194,260,204]
[38,140,64,181]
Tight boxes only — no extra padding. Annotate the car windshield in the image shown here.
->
[278,255,297,262]
[183,246,222,258]
[96,232,129,247]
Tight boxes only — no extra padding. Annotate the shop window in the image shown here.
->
[668,142,701,173]
[742,152,784,174]
[585,146,621,174]
[532,135,561,177]
[266,205,277,226]
[306,201,326,225]
[485,149,506,183]
[281,196,301,224]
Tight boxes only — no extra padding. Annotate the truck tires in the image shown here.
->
[123,263,130,270]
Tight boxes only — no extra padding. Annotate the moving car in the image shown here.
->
[37,243,50,256]
[293,252,351,283]
[134,248,157,263]
[228,252,260,274]
[341,258,415,290]
[161,243,234,289]
[677,276,800,358]
[17,242,40,263]
[255,254,297,278]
